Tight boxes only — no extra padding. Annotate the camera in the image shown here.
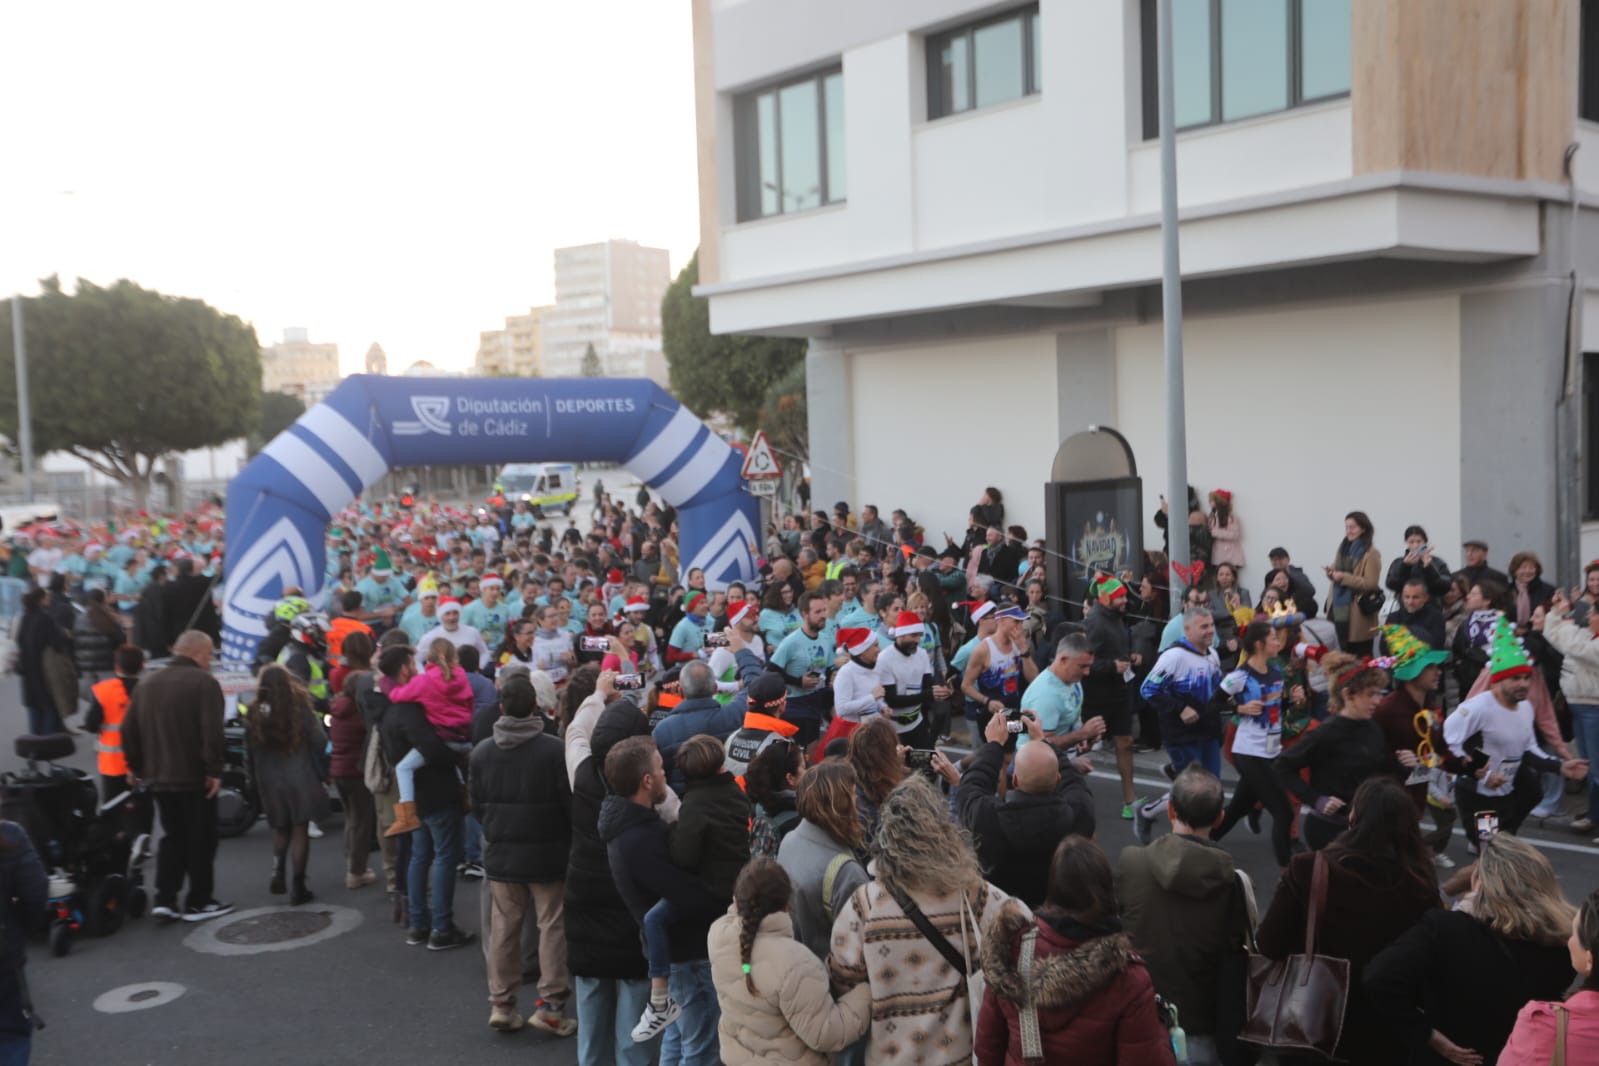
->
[1005,707,1025,734]
[1476,812,1499,839]
[704,632,731,648]
[905,749,936,771]
[581,636,610,652]
[614,673,644,691]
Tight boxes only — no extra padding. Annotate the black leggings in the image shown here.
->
[1216,753,1295,867]
[1455,765,1544,850]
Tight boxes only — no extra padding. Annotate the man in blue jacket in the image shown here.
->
[1134,608,1227,843]
[649,661,742,786]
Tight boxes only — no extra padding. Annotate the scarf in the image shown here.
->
[1330,538,1367,615]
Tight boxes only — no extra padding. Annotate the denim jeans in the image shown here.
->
[407,808,463,934]
[574,976,656,1066]
[1168,740,1221,778]
[23,700,63,737]
[642,898,675,980]
[463,813,482,865]
[1571,703,1599,823]
[663,959,719,1066]
[0,1033,28,1066]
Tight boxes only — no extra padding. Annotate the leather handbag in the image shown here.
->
[1238,851,1351,1061]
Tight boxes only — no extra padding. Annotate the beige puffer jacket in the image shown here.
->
[708,905,872,1065]
[1543,608,1599,705]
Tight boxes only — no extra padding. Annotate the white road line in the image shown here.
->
[1086,770,1599,857]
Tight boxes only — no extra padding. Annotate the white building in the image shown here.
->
[540,239,672,383]
[691,0,1599,584]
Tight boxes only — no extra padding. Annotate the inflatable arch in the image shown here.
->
[221,375,760,664]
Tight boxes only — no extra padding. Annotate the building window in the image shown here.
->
[1140,0,1350,139]
[1587,352,1599,521]
[735,68,845,222]
[928,5,1041,120]
[1583,0,1599,122]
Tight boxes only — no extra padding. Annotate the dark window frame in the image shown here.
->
[1586,351,1599,522]
[1139,0,1350,140]
[735,66,845,223]
[926,4,1042,121]
[1582,0,1599,123]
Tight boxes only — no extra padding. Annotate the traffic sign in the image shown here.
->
[747,479,778,497]
[740,430,783,480]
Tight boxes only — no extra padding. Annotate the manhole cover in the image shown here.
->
[184,905,362,956]
[94,982,186,1014]
[214,910,333,945]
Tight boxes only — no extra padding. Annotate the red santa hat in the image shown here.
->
[960,600,997,623]
[623,596,650,614]
[836,627,876,657]
[480,574,503,588]
[892,610,924,637]
[606,568,625,585]
[438,597,462,616]
[728,602,755,628]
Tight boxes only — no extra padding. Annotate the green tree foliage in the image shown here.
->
[0,277,261,504]
[662,252,806,435]
[252,390,306,456]
[761,358,808,463]
[581,343,604,377]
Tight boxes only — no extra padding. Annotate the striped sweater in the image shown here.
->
[828,877,1016,1065]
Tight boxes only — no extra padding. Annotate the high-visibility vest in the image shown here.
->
[278,646,329,701]
[92,677,131,777]
[326,616,371,660]
[824,559,847,580]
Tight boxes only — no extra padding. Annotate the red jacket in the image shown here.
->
[327,672,372,779]
[976,902,1175,1066]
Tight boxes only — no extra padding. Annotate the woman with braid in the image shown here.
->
[708,857,872,1064]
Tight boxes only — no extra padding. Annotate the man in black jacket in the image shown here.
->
[374,644,474,951]
[1384,578,1447,649]
[599,736,721,1058]
[121,631,229,922]
[133,564,170,660]
[470,677,574,1035]
[1083,580,1140,812]
[955,709,1095,906]
[161,556,219,647]
[1263,547,1320,618]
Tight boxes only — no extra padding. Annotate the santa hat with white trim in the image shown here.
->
[836,627,876,656]
[480,573,503,589]
[892,610,924,637]
[728,602,755,628]
[623,596,649,614]
[959,600,997,623]
[437,596,462,616]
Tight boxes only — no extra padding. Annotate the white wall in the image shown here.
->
[847,333,1057,544]
[1113,296,1462,592]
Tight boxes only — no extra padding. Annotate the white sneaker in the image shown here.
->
[631,998,681,1043]
[307,821,324,839]
[1432,852,1456,869]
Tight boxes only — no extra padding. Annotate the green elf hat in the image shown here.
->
[371,546,395,576]
[1092,575,1127,603]
[1380,624,1449,682]
[1487,614,1534,684]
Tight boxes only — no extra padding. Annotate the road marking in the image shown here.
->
[1086,770,1599,857]
[93,982,186,1013]
[183,904,363,956]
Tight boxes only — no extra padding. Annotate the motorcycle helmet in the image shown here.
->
[289,611,329,656]
[273,596,311,623]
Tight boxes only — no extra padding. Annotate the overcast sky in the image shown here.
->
[1,1,699,374]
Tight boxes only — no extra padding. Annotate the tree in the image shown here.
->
[0,277,261,507]
[251,390,306,457]
[761,358,808,464]
[580,343,604,377]
[662,251,806,435]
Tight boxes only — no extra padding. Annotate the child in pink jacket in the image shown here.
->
[383,639,474,836]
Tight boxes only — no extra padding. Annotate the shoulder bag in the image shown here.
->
[1238,850,1350,1060]
[1553,1003,1569,1066]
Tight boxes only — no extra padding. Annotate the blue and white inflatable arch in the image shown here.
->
[221,375,760,664]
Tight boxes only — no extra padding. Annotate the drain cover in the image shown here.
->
[184,904,363,956]
[214,910,333,945]
[94,982,186,1014]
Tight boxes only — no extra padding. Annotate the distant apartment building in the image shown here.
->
[540,239,672,382]
[476,306,550,377]
[261,327,341,406]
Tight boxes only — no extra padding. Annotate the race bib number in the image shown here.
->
[1404,764,1431,787]
[1265,732,1282,757]
[1003,675,1018,695]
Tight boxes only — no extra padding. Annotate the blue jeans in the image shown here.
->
[1571,703,1599,823]
[574,976,656,1066]
[0,1032,29,1066]
[407,808,463,934]
[1168,740,1221,778]
[23,700,62,738]
[642,898,674,980]
[662,959,719,1066]
[463,813,482,865]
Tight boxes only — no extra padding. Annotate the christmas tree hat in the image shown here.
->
[1380,624,1449,681]
[371,546,395,576]
[1487,614,1533,683]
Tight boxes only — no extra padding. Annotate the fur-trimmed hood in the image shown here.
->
[981,900,1142,1010]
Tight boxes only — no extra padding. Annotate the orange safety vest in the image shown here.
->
[92,677,131,777]
[327,616,372,660]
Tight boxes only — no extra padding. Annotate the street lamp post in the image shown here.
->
[1157,0,1190,615]
[10,296,34,503]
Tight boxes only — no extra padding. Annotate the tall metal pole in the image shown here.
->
[10,297,34,503]
[1157,0,1190,616]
